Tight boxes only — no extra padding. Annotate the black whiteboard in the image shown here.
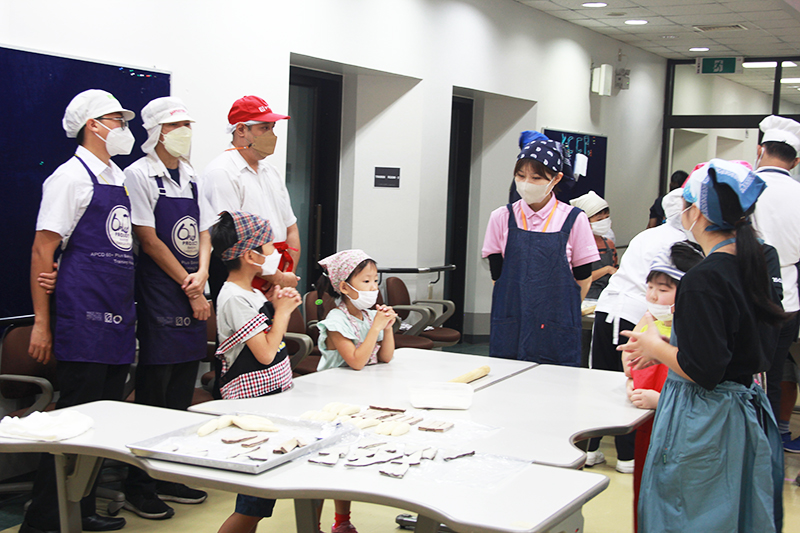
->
[543,128,607,204]
[0,46,170,319]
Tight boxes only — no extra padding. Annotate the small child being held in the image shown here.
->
[315,249,397,372]
[312,249,397,533]
[211,211,302,533]
[621,240,704,533]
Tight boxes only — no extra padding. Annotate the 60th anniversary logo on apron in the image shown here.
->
[172,215,199,258]
[106,205,133,251]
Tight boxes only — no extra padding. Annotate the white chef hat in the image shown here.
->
[62,89,135,138]
[569,190,608,218]
[759,115,800,153]
[140,97,194,155]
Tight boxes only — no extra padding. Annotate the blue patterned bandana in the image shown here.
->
[683,159,766,232]
[517,139,564,175]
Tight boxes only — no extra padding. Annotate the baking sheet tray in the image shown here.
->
[127,412,355,474]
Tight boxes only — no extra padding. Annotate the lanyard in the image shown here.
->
[710,237,735,254]
[520,202,557,232]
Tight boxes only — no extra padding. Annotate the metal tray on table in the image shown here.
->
[127,412,355,474]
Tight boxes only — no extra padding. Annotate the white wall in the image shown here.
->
[0,0,668,336]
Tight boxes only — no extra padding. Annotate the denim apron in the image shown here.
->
[490,203,582,365]
[135,175,206,365]
[52,156,135,364]
[639,371,784,533]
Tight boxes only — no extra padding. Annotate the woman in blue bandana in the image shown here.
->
[483,131,599,365]
[620,159,785,532]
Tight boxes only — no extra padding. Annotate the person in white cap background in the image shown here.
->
[569,190,618,300]
[203,95,301,307]
[121,96,212,519]
[23,89,136,533]
[751,114,800,452]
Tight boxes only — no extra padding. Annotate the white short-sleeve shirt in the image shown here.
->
[752,166,800,312]
[201,147,297,242]
[124,154,214,232]
[35,145,127,247]
[216,281,270,369]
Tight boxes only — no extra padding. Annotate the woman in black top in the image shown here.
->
[619,159,785,533]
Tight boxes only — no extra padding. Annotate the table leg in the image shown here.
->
[53,453,103,533]
[294,498,323,533]
[414,514,440,533]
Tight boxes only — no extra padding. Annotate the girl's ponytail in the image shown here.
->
[713,173,787,326]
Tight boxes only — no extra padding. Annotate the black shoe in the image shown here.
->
[19,521,59,533]
[156,481,208,504]
[81,514,126,531]
[123,491,175,520]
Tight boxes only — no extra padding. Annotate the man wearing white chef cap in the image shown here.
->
[23,89,135,533]
[121,96,212,519]
[751,115,800,453]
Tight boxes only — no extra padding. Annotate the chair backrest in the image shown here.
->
[0,324,58,399]
[287,307,306,335]
[304,290,337,324]
[385,277,412,320]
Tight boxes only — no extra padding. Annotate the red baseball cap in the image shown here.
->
[227,95,289,125]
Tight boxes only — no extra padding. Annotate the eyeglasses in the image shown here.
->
[95,116,128,130]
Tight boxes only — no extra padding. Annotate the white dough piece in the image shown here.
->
[323,402,345,414]
[231,415,277,432]
[421,447,437,460]
[196,418,220,437]
[300,411,318,420]
[375,421,398,435]
[314,411,337,422]
[380,462,410,478]
[355,418,380,430]
[338,405,361,416]
[391,422,410,437]
[309,454,339,466]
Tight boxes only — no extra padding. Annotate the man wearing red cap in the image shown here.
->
[203,96,300,306]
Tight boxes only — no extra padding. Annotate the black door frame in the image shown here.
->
[660,56,800,193]
[289,67,343,293]
[444,96,474,333]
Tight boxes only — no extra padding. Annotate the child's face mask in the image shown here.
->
[253,249,281,277]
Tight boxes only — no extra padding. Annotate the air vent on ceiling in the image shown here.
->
[693,24,747,32]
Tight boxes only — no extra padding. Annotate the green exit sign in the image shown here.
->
[696,57,743,75]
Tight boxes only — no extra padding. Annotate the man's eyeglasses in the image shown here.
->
[95,116,128,130]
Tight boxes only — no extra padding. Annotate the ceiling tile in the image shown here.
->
[516,0,565,12]
[739,9,793,21]
[754,18,800,28]
[547,9,591,19]
[572,18,613,27]
[650,4,735,16]
[664,13,756,24]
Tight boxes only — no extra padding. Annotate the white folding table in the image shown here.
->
[0,401,608,533]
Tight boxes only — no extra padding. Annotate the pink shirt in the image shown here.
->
[482,197,600,268]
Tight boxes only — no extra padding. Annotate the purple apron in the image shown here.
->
[135,175,206,365]
[53,156,135,364]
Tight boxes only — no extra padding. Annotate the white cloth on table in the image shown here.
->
[0,410,93,441]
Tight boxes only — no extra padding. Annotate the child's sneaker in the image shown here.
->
[332,520,358,533]
[156,481,208,504]
[616,459,635,474]
[584,450,605,467]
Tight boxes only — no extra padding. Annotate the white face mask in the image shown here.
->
[95,120,135,156]
[680,205,699,243]
[346,283,379,311]
[515,179,554,205]
[648,302,673,323]
[253,250,281,277]
[162,126,192,157]
[590,217,612,236]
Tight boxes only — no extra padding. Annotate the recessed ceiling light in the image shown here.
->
[689,47,709,52]
[743,61,797,69]
[780,78,800,83]
[625,19,648,25]
[582,2,607,7]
